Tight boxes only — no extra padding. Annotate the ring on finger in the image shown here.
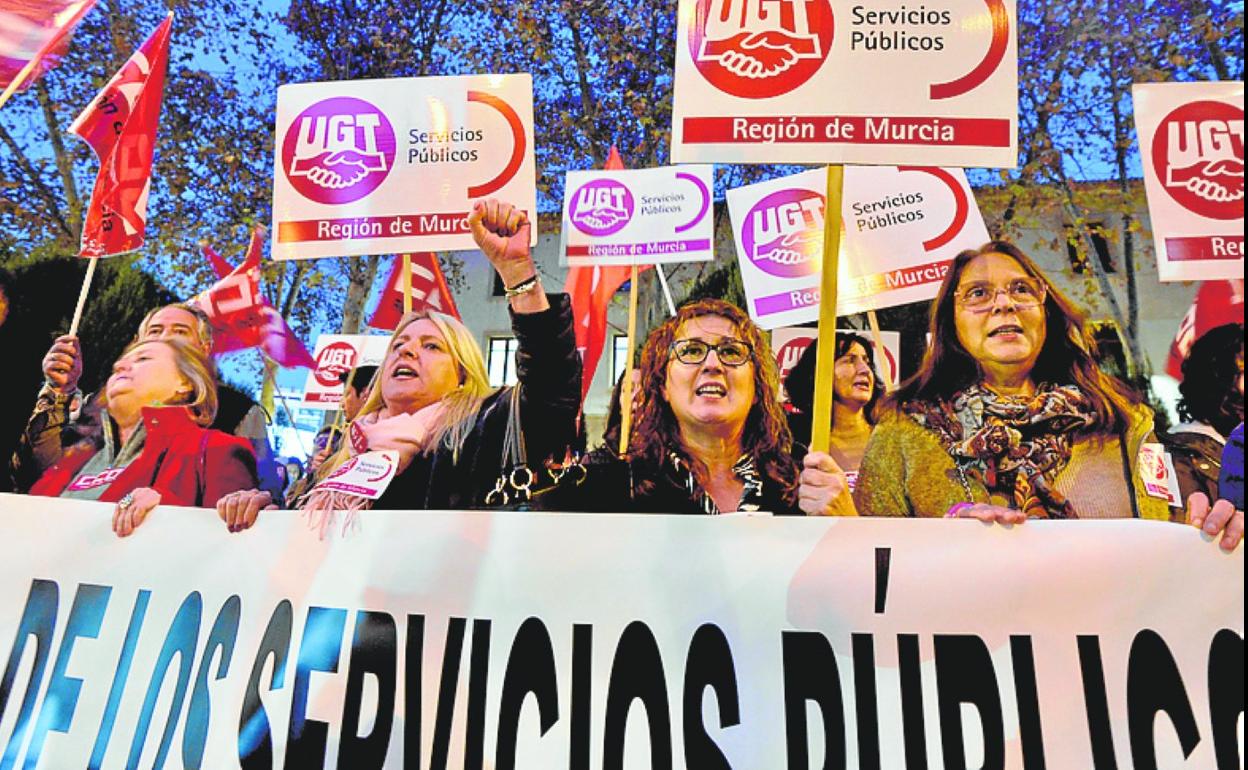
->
[118,493,135,510]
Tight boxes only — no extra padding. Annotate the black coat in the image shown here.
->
[552,448,803,516]
[374,294,582,510]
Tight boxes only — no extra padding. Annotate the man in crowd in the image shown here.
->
[10,303,283,497]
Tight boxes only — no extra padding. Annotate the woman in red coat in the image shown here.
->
[30,338,257,536]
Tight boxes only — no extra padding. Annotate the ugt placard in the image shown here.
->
[272,74,537,259]
[728,165,990,329]
[671,0,1018,167]
[1133,81,1244,282]
[302,333,390,409]
[560,165,715,266]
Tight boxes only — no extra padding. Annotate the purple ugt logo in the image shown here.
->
[741,188,825,278]
[569,179,635,236]
[282,96,397,205]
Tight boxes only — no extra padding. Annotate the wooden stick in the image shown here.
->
[68,257,98,337]
[401,253,413,314]
[0,55,41,112]
[809,165,845,454]
[617,263,641,457]
[866,308,894,390]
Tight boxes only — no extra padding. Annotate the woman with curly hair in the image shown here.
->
[565,299,805,515]
[1163,323,1244,505]
[808,241,1242,550]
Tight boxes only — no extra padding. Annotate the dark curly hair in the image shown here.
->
[1178,323,1244,437]
[629,299,799,507]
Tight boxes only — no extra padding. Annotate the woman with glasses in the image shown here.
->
[563,299,803,515]
[822,242,1243,549]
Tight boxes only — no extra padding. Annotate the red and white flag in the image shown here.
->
[565,146,652,401]
[0,0,95,93]
[1166,279,1245,378]
[195,229,317,369]
[367,252,461,330]
[68,13,170,258]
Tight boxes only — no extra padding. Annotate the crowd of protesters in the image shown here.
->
[2,198,1243,550]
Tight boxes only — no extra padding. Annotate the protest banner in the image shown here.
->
[301,333,390,409]
[727,165,989,330]
[0,0,96,108]
[671,0,1018,168]
[772,326,901,391]
[1133,81,1245,282]
[0,496,1240,768]
[559,165,715,267]
[272,74,536,259]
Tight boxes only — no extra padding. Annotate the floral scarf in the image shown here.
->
[668,452,765,515]
[904,383,1096,519]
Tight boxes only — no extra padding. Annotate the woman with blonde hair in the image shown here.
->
[217,198,581,526]
[29,338,258,536]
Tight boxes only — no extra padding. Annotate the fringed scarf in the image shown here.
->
[904,383,1097,519]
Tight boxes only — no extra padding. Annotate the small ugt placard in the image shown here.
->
[671,0,1018,168]
[301,334,390,410]
[1133,81,1244,282]
[272,74,536,259]
[727,165,990,329]
[559,165,715,267]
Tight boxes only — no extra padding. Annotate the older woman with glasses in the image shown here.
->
[562,299,805,515]
[804,241,1242,550]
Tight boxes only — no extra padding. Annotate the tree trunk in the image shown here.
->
[339,254,381,334]
[36,81,82,241]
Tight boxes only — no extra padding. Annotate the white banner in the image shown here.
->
[728,166,989,329]
[771,326,901,390]
[272,74,537,259]
[302,334,390,409]
[1133,81,1245,282]
[0,495,1240,769]
[671,0,1018,167]
[559,166,715,267]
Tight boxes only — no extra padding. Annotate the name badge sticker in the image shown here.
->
[313,450,400,501]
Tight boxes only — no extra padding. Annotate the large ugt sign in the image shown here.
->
[0,497,1241,768]
[671,0,1018,167]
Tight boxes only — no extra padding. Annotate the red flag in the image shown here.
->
[194,229,317,369]
[68,13,170,258]
[367,252,461,330]
[0,0,95,93]
[565,146,652,400]
[1166,279,1244,379]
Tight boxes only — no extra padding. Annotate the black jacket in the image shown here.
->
[374,294,582,510]
[1161,425,1224,504]
[552,448,803,516]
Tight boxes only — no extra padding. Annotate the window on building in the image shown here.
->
[1065,222,1116,274]
[487,336,520,387]
[1090,321,1130,381]
[611,335,633,384]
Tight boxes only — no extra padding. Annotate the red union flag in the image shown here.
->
[195,229,316,369]
[68,13,170,258]
[0,0,95,92]
[367,252,460,330]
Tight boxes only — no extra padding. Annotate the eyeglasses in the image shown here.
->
[955,278,1047,312]
[669,338,753,367]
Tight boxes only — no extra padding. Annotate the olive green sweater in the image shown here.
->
[855,405,1171,520]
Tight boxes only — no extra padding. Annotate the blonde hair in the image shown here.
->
[314,311,495,484]
[107,338,219,426]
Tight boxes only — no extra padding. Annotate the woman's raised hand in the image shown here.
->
[468,198,548,313]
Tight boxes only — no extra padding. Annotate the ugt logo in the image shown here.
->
[569,179,635,236]
[689,0,834,99]
[742,188,825,278]
[281,96,397,205]
[1152,100,1245,221]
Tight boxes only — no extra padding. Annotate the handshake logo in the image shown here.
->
[742,189,825,278]
[282,97,397,205]
[1154,101,1245,221]
[569,179,635,237]
[690,0,834,98]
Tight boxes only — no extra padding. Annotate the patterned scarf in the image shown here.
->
[668,452,765,515]
[904,383,1096,519]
